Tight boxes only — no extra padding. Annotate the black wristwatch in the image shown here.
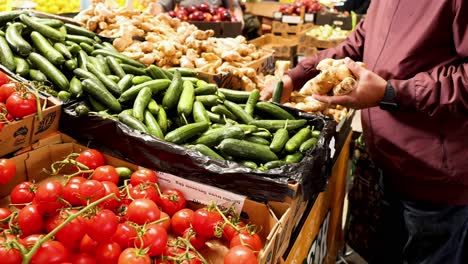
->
[379,82,399,111]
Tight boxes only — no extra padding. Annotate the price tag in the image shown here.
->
[273,12,283,21]
[332,20,344,26]
[282,15,302,24]
[304,13,315,23]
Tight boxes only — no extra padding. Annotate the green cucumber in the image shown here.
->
[144,110,164,139]
[30,31,65,65]
[190,144,224,160]
[218,138,279,163]
[157,107,168,134]
[132,75,152,85]
[87,62,121,95]
[299,137,318,152]
[77,50,88,70]
[6,22,31,56]
[28,52,69,90]
[121,64,146,75]
[75,104,90,117]
[168,67,198,77]
[194,126,244,147]
[223,100,254,124]
[14,56,29,76]
[195,95,219,107]
[250,119,307,131]
[31,17,64,28]
[245,135,270,145]
[218,88,251,103]
[81,79,121,112]
[67,42,81,55]
[64,59,78,71]
[92,49,145,68]
[133,87,152,121]
[193,101,210,124]
[162,70,183,110]
[29,69,47,82]
[270,128,289,153]
[117,74,134,93]
[252,130,272,139]
[147,99,160,115]
[19,14,65,42]
[245,89,260,116]
[119,79,171,102]
[272,80,283,103]
[285,152,304,164]
[240,160,258,169]
[107,57,126,78]
[118,112,148,133]
[211,105,237,120]
[66,34,95,45]
[312,130,321,138]
[64,23,96,38]
[53,42,73,60]
[0,35,16,71]
[207,111,224,124]
[69,77,83,98]
[165,122,210,144]
[146,65,169,79]
[96,55,111,75]
[194,84,217,95]
[0,11,26,26]
[255,102,295,120]
[107,75,120,83]
[178,80,195,117]
[87,95,107,112]
[285,126,311,153]
[263,160,287,170]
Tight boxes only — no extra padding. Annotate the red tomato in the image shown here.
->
[158,189,186,217]
[63,180,85,207]
[34,180,64,215]
[163,245,185,257]
[156,211,171,231]
[87,209,118,243]
[129,183,159,203]
[76,149,105,170]
[230,230,262,252]
[0,82,21,103]
[0,207,12,229]
[31,240,71,264]
[111,223,137,249]
[0,122,4,132]
[183,228,207,250]
[100,181,121,211]
[0,158,16,185]
[79,234,98,256]
[178,251,203,264]
[18,204,44,235]
[20,234,43,250]
[222,221,245,242]
[171,208,194,235]
[0,71,9,87]
[10,181,36,208]
[71,253,96,264]
[224,245,258,264]
[135,224,168,257]
[130,168,158,186]
[192,208,223,238]
[95,242,121,264]
[78,180,105,205]
[118,248,151,264]
[45,209,87,250]
[126,199,160,225]
[6,91,37,119]
[0,234,22,264]
[91,165,119,185]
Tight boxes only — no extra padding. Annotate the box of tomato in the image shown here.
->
[0,133,292,264]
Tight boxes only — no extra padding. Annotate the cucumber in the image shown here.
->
[177,80,195,117]
[87,95,107,112]
[67,42,81,55]
[29,69,48,82]
[285,126,311,153]
[182,77,199,83]
[64,59,78,71]
[19,14,65,42]
[76,50,88,70]
[120,64,146,75]
[240,160,258,169]
[102,42,118,52]
[6,22,31,56]
[218,88,251,103]
[148,99,160,115]
[73,68,102,85]
[165,122,209,144]
[299,137,318,152]
[96,54,111,75]
[255,102,295,120]
[218,139,279,163]
[194,126,245,147]
[32,17,64,28]
[28,52,69,90]
[168,67,198,77]
[245,89,260,116]
[252,130,272,139]
[157,107,168,134]
[193,101,210,124]
[119,79,171,102]
[196,80,208,88]
[211,105,236,120]
[132,76,152,85]
[30,31,65,66]
[75,104,90,117]
[66,34,95,45]
[133,87,152,121]
[190,144,224,160]
[272,80,283,103]
[245,135,270,145]
[81,79,121,112]
[107,75,120,83]
[223,100,254,124]
[53,42,73,60]
[232,124,258,134]
[118,112,148,133]
[69,77,83,98]
[0,11,26,26]
[0,35,16,71]
[206,111,224,124]
[162,69,173,80]
[146,65,169,79]
[270,128,289,153]
[263,160,287,170]
[250,119,308,131]
[57,91,71,102]
[162,70,183,110]
[195,95,219,107]
[144,110,164,139]
[107,57,125,78]
[14,57,29,76]
[117,74,134,94]
[194,84,217,95]
[64,23,96,38]
[87,62,121,95]
[312,130,321,138]
[285,152,304,164]
[115,167,133,180]
[92,49,145,68]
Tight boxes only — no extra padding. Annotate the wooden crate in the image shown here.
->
[271,21,314,38]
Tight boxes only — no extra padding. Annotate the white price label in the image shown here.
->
[157,172,246,214]
[273,12,283,21]
[282,15,302,24]
[304,13,315,23]
[329,137,336,158]
[332,20,344,26]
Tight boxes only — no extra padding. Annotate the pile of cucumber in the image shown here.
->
[75,69,321,170]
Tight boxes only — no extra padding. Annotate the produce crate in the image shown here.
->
[296,46,319,57]
[271,21,314,37]
[298,31,346,50]
[249,34,298,64]
[0,133,292,264]
[315,11,365,31]
[190,21,243,38]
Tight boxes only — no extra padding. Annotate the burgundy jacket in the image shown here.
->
[289,0,468,205]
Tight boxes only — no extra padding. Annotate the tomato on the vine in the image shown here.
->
[76,149,105,170]
[10,181,36,208]
[222,221,246,242]
[45,209,87,250]
[126,199,160,225]
[100,181,121,211]
[224,245,258,264]
[0,207,12,229]
[0,82,21,103]
[0,234,22,264]
[18,204,44,236]
[118,248,151,264]
[156,211,171,231]
[87,209,119,243]
[78,180,105,205]
[171,208,194,235]
[79,234,98,256]
[5,91,37,119]
[130,168,158,186]
[20,234,43,250]
[33,180,64,215]
[71,253,96,264]
[0,158,16,185]
[111,223,137,249]
[192,208,223,238]
[230,230,262,252]
[0,72,9,87]
[91,165,119,185]
[31,240,71,264]
[129,183,159,203]
[62,178,86,206]
[95,241,122,264]
[183,228,207,250]
[136,224,168,257]
[158,189,186,217]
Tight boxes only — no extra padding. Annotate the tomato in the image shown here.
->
[178,251,202,264]
[222,221,245,242]
[100,181,121,211]
[136,224,168,257]
[87,209,118,243]
[6,91,37,119]
[0,82,21,103]
[163,245,185,257]
[0,158,16,185]
[224,245,257,264]
[128,183,159,203]
[95,241,121,264]
[118,248,151,264]
[18,204,44,235]
[71,253,96,264]
[230,230,262,252]
[76,149,105,170]
[127,199,160,225]
[0,234,22,264]
[78,180,105,205]
[111,223,137,249]
[156,211,171,231]
[79,234,98,256]
[158,189,186,217]
[0,207,12,229]
[31,240,71,264]
[192,208,223,238]
[63,180,85,207]
[20,234,43,250]
[130,169,158,186]
[34,180,64,215]
[171,208,194,235]
[183,228,207,250]
[45,209,87,250]
[10,181,36,208]
[0,71,9,87]
[91,165,119,185]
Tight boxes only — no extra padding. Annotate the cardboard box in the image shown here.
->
[315,11,365,31]
[0,115,34,157]
[1,133,290,264]
[271,21,314,38]
[296,46,318,57]
[250,34,298,60]
[298,30,346,50]
[190,21,243,38]
[30,97,61,143]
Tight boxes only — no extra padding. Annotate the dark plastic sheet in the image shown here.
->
[60,101,336,202]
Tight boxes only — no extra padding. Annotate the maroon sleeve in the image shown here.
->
[391,0,468,116]
[287,19,367,90]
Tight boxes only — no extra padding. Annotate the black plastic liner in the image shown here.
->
[60,101,337,202]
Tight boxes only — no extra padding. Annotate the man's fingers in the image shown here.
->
[344,57,364,78]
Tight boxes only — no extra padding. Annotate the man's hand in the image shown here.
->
[260,75,294,102]
[313,58,387,109]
